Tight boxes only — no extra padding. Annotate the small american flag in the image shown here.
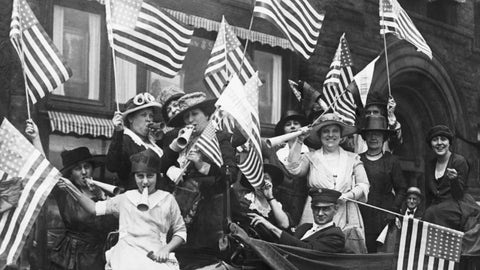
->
[321,33,356,125]
[196,116,223,168]
[397,217,464,270]
[0,119,60,265]
[204,17,256,97]
[107,0,194,78]
[253,0,325,59]
[9,0,72,104]
[380,0,432,59]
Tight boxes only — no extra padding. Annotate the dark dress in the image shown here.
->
[359,152,407,253]
[279,223,345,253]
[424,153,468,231]
[49,187,117,270]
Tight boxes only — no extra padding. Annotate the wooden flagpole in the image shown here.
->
[105,0,120,112]
[381,13,393,98]
[235,1,256,81]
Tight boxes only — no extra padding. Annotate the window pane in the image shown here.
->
[52,6,101,100]
[254,50,282,124]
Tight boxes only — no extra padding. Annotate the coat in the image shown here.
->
[278,223,345,253]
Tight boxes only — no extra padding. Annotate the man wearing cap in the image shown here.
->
[250,188,345,253]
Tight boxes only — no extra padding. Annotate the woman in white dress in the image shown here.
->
[286,112,370,253]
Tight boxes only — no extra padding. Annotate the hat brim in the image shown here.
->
[307,120,358,146]
[60,155,105,174]
[168,99,218,128]
[122,102,163,119]
[311,201,336,207]
[360,128,395,135]
[274,115,309,136]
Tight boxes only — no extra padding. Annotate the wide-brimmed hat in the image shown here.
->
[168,92,217,128]
[425,125,454,145]
[123,92,162,119]
[309,188,341,206]
[307,112,358,146]
[130,148,161,174]
[274,110,309,136]
[60,147,104,174]
[359,115,394,137]
[157,86,185,121]
[406,186,423,199]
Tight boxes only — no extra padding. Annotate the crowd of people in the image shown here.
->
[19,84,480,270]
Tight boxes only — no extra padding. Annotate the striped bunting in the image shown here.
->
[397,217,464,270]
[0,119,60,265]
[9,0,72,104]
[253,0,324,59]
[380,0,432,59]
[196,115,223,168]
[321,33,356,125]
[204,16,256,98]
[48,111,114,138]
[107,0,194,78]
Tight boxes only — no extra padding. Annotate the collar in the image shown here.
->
[124,127,163,158]
[125,189,169,210]
[312,221,334,232]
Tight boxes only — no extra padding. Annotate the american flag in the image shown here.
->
[196,115,223,168]
[321,33,357,125]
[9,0,72,104]
[106,0,194,78]
[380,0,433,59]
[216,74,264,188]
[253,0,325,59]
[397,217,464,270]
[204,17,256,97]
[0,119,60,265]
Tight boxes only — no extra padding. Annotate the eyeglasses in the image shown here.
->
[133,93,156,106]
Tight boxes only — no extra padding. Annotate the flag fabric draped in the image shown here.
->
[321,33,357,125]
[107,0,194,78]
[0,119,60,265]
[397,217,464,270]
[204,17,256,97]
[347,56,380,108]
[196,115,223,168]
[216,74,264,188]
[253,0,325,59]
[9,0,72,104]
[379,0,433,59]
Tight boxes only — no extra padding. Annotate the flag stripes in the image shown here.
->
[196,118,223,168]
[109,0,193,78]
[204,17,256,97]
[0,119,60,264]
[253,0,324,59]
[10,0,72,104]
[379,0,432,59]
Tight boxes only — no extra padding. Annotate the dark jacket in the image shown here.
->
[279,223,345,253]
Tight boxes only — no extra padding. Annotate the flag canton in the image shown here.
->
[112,0,142,29]
[381,0,393,13]
[0,122,36,177]
[224,23,241,53]
[339,37,353,67]
[17,0,38,30]
[426,226,463,262]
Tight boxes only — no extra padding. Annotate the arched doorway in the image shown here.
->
[368,40,469,194]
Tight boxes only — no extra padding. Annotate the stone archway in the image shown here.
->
[368,40,468,191]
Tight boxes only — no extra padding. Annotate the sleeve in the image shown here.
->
[284,153,311,178]
[450,154,468,200]
[390,155,407,212]
[279,229,345,252]
[351,155,370,203]
[168,195,187,242]
[95,195,121,217]
[106,130,131,185]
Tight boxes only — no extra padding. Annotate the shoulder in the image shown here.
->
[451,153,467,163]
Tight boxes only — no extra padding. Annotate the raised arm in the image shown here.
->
[57,178,96,215]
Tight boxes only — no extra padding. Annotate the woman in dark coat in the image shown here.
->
[359,115,407,253]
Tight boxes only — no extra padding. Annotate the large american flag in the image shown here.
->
[204,17,256,98]
[321,33,357,125]
[196,115,223,168]
[253,0,325,59]
[380,0,432,59]
[216,74,264,188]
[0,119,60,265]
[397,217,464,270]
[106,0,194,78]
[9,0,72,104]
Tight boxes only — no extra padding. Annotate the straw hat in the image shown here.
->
[307,112,357,146]
[123,92,162,119]
[156,86,185,121]
[167,92,217,128]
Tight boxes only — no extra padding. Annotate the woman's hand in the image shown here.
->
[112,111,124,131]
[186,148,202,164]
[25,119,39,141]
[148,247,171,263]
[57,178,75,190]
[248,213,273,229]
[445,168,458,180]
[262,181,274,200]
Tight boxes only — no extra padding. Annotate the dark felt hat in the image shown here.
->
[309,188,341,206]
[360,115,394,137]
[123,92,162,119]
[274,110,309,136]
[406,186,423,199]
[60,147,104,174]
[168,92,217,128]
[425,125,454,145]
[130,148,161,174]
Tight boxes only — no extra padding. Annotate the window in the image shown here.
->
[254,50,282,124]
[475,0,480,48]
[427,0,458,25]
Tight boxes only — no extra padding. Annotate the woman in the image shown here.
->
[423,125,469,230]
[262,110,309,226]
[286,112,369,253]
[107,92,174,191]
[58,149,186,270]
[167,92,237,269]
[358,115,407,253]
